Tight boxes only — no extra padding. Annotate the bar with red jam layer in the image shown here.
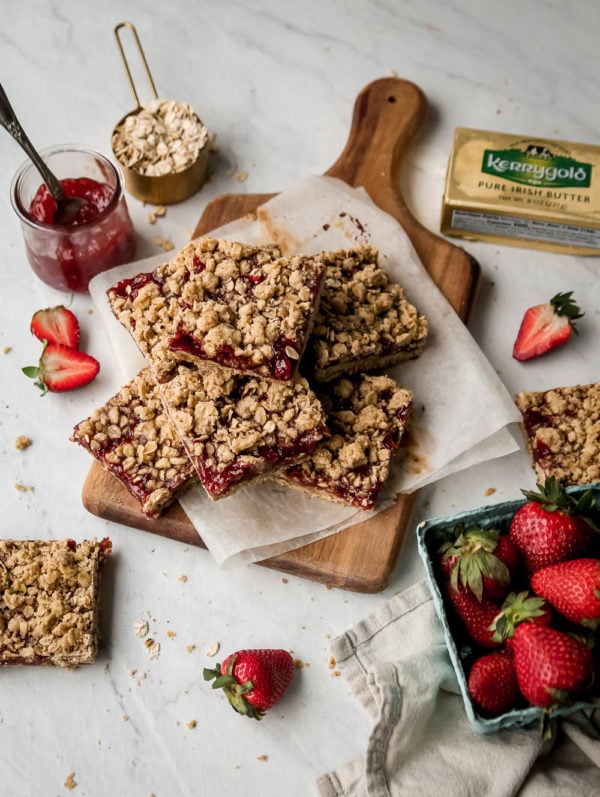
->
[71,368,195,517]
[515,380,600,486]
[160,364,329,499]
[271,373,413,509]
[107,237,325,383]
[0,538,111,667]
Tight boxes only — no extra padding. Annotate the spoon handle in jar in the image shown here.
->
[0,83,65,201]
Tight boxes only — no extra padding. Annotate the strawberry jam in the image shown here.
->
[12,147,137,293]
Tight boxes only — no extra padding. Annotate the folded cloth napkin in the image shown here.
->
[317,580,600,797]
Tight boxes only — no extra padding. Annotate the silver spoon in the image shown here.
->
[0,83,86,225]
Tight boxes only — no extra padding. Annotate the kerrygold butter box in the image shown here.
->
[441,127,600,255]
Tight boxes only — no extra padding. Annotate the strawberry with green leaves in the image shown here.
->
[23,342,100,395]
[438,525,520,602]
[489,590,554,647]
[203,648,294,720]
[509,478,598,573]
[467,649,521,717]
[511,623,594,711]
[531,558,600,630]
[30,305,80,349]
[512,291,583,362]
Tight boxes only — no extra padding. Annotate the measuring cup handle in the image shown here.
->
[114,21,159,108]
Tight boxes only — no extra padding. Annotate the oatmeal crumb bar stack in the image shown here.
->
[0,538,111,667]
[515,380,600,486]
[271,373,413,509]
[308,246,428,382]
[71,368,196,517]
[160,364,330,500]
[107,237,326,383]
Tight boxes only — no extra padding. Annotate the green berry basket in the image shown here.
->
[416,482,600,734]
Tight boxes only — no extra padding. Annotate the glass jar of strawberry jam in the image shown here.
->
[11,145,137,292]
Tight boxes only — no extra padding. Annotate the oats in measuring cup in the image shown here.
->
[112,99,208,176]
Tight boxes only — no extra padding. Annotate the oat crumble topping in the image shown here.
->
[309,246,428,381]
[272,373,412,509]
[515,380,600,485]
[15,435,31,450]
[0,538,110,667]
[160,364,329,499]
[71,368,195,518]
[107,237,325,383]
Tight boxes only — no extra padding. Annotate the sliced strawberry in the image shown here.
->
[512,291,583,362]
[22,342,99,394]
[30,305,80,349]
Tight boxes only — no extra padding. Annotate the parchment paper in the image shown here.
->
[89,175,521,567]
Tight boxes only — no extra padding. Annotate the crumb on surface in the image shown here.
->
[332,670,341,677]
[294,658,304,669]
[2,345,11,354]
[235,170,248,182]
[328,656,336,670]
[178,574,188,582]
[256,754,268,762]
[186,644,195,653]
[484,487,496,496]
[166,630,176,639]
[14,482,34,492]
[186,720,197,729]
[153,235,175,252]
[64,772,77,790]
[281,578,288,584]
[134,620,149,638]
[205,641,220,657]
[15,435,32,450]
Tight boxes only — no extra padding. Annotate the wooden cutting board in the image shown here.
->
[82,77,479,592]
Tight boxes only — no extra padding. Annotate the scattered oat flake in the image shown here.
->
[235,170,248,182]
[484,487,497,497]
[64,772,77,790]
[178,574,188,582]
[153,235,175,251]
[256,755,268,762]
[325,585,333,590]
[154,205,166,217]
[145,639,160,659]
[14,482,34,492]
[15,435,32,450]
[328,656,336,670]
[147,212,157,225]
[206,641,220,657]
[134,620,149,638]
[186,720,197,729]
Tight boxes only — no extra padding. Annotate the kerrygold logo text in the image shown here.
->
[482,148,592,188]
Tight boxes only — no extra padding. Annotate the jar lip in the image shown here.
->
[10,144,125,231]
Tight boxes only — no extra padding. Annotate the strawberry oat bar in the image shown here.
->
[0,538,111,667]
[107,237,326,382]
[515,380,600,485]
[160,364,330,499]
[308,246,428,382]
[71,368,195,517]
[271,373,412,509]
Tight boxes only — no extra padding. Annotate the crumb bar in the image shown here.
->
[308,246,428,382]
[160,364,330,499]
[515,381,600,485]
[0,538,111,667]
[107,237,326,382]
[71,368,195,517]
[272,373,412,509]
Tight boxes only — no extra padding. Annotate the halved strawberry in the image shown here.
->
[30,305,80,349]
[22,342,99,394]
[512,291,583,362]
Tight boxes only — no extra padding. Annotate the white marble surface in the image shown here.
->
[1,1,599,794]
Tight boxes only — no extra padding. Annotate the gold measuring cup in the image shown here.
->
[111,21,209,205]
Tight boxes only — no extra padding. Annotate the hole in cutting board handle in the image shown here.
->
[387,95,396,102]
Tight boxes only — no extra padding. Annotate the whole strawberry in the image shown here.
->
[203,648,294,720]
[439,525,520,602]
[447,588,502,649]
[509,478,597,573]
[512,291,583,362]
[511,623,594,710]
[531,558,600,629]
[467,649,521,717]
[489,590,554,648]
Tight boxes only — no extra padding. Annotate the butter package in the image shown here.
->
[441,127,600,255]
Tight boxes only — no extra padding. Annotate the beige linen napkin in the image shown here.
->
[317,580,600,797]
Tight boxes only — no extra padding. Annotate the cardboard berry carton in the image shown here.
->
[416,482,600,734]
